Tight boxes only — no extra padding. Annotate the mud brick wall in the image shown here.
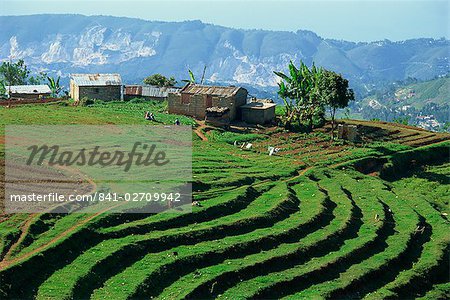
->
[168,89,247,120]
[9,93,51,100]
[205,111,231,126]
[70,83,121,102]
[168,93,207,119]
[338,124,361,142]
[241,106,275,124]
[78,86,121,101]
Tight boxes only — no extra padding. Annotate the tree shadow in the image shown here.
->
[415,170,449,185]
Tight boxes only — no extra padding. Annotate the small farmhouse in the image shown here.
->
[240,100,276,125]
[124,85,180,101]
[168,83,248,120]
[70,74,122,102]
[6,85,51,100]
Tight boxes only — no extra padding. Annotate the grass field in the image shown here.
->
[0,100,449,299]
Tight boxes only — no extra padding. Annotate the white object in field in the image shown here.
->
[234,140,238,147]
[268,146,280,156]
[245,143,253,149]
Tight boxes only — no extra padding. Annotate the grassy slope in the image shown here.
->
[0,100,449,299]
[360,76,450,110]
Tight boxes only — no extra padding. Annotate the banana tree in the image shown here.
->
[182,66,207,84]
[182,69,196,84]
[47,76,61,97]
[274,60,324,130]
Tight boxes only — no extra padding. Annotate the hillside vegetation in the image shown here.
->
[361,76,449,109]
[0,100,449,299]
[357,76,449,130]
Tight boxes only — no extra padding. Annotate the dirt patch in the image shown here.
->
[353,157,388,175]
[0,159,4,214]
[194,120,208,142]
[405,136,450,147]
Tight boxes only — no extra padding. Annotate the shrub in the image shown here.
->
[128,97,147,104]
[78,97,95,107]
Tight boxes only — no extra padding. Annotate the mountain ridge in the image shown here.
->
[0,14,448,95]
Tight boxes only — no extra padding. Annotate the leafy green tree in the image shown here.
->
[28,71,48,85]
[274,61,323,130]
[47,75,62,97]
[393,116,410,125]
[317,70,355,137]
[0,59,30,86]
[344,108,351,119]
[143,74,177,87]
[0,80,6,96]
[441,122,450,133]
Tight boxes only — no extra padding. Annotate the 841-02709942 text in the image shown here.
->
[8,192,182,203]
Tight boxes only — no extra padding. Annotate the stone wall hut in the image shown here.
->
[6,85,51,100]
[338,124,361,142]
[70,74,122,102]
[240,99,276,124]
[124,85,180,101]
[168,83,248,120]
[205,107,231,127]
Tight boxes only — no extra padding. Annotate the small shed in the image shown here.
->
[6,85,51,100]
[338,124,361,142]
[205,107,231,127]
[124,85,180,101]
[123,85,142,100]
[70,74,122,102]
[168,83,248,120]
[240,100,276,125]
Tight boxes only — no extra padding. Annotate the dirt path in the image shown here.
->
[0,165,99,270]
[0,206,114,270]
[2,214,38,261]
[194,120,208,141]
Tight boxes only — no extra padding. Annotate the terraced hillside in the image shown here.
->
[0,101,449,299]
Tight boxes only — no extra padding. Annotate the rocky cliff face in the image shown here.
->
[1,14,448,94]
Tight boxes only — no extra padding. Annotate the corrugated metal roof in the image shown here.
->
[180,83,244,97]
[71,74,122,86]
[124,85,180,98]
[142,86,180,98]
[6,85,51,94]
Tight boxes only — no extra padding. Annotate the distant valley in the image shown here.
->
[354,76,449,131]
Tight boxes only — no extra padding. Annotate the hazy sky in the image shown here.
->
[0,0,448,42]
